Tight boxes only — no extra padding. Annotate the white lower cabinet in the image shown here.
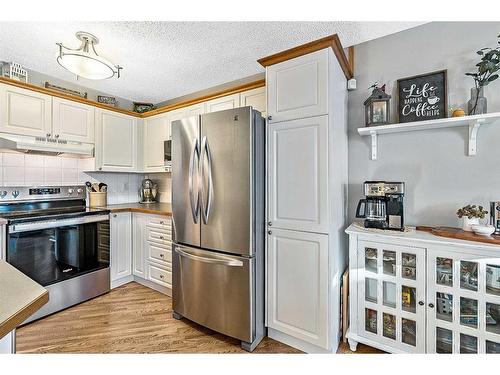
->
[347,225,500,354]
[132,213,148,278]
[110,212,132,286]
[129,213,172,292]
[427,248,500,354]
[355,240,426,353]
[267,228,329,350]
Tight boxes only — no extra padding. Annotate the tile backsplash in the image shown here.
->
[0,152,145,205]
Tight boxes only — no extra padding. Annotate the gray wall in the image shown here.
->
[348,22,500,227]
[25,69,134,110]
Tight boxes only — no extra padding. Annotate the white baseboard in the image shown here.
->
[267,328,335,354]
[111,275,134,289]
[133,276,171,296]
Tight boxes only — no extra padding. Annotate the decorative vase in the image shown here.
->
[468,87,487,115]
[462,217,480,232]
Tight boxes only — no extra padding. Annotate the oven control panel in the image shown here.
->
[0,185,86,201]
[29,188,61,195]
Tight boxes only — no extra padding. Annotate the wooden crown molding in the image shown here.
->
[141,79,266,118]
[0,77,141,117]
[257,34,353,80]
[0,76,266,119]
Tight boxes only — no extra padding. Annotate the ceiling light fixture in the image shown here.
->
[56,31,122,80]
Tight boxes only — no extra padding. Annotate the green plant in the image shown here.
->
[456,204,488,219]
[465,34,500,114]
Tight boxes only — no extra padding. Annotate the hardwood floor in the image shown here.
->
[16,282,382,354]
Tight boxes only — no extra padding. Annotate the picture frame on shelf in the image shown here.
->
[397,70,448,123]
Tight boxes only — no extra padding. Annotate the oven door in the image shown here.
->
[6,214,110,287]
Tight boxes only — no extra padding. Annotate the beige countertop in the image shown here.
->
[98,202,172,216]
[0,261,48,339]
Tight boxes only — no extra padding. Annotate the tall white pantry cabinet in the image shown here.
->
[262,44,349,353]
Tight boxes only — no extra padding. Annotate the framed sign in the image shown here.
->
[397,70,447,123]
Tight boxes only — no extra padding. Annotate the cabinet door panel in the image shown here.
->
[52,97,95,143]
[267,49,328,123]
[132,214,147,278]
[110,212,132,282]
[204,93,240,113]
[143,114,168,171]
[0,83,52,137]
[96,109,137,171]
[357,240,426,353]
[267,115,328,233]
[267,228,329,349]
[241,87,266,116]
[427,247,500,353]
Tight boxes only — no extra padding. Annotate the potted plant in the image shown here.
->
[465,34,500,115]
[457,204,488,231]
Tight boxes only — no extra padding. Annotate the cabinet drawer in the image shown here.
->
[147,227,171,245]
[147,216,171,230]
[148,263,172,288]
[148,242,172,265]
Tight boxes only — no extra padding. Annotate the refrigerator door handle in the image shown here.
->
[188,138,200,223]
[200,136,214,224]
[174,246,243,267]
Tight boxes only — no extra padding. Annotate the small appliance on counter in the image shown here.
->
[356,181,405,231]
[490,202,500,234]
[139,178,158,204]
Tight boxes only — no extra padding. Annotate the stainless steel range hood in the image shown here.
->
[0,133,94,157]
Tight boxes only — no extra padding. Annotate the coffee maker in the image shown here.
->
[356,181,405,231]
[139,178,158,204]
[490,202,500,234]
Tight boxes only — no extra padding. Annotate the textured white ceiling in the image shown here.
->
[0,22,425,103]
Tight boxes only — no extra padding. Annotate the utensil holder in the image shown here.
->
[88,192,107,208]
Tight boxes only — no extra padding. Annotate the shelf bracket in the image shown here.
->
[468,119,484,156]
[369,131,378,160]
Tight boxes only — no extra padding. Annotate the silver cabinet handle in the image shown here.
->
[159,253,164,258]
[159,235,165,240]
[268,221,272,226]
[46,133,51,137]
[267,115,272,121]
[98,167,102,171]
[160,221,165,225]
[268,230,272,235]
[200,136,213,225]
[188,138,200,224]
[160,274,164,279]
[175,246,243,267]
[55,134,60,138]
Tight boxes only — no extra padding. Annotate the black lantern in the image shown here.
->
[364,84,391,126]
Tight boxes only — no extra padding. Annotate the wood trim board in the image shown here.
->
[0,77,141,117]
[142,79,265,117]
[0,76,265,119]
[257,34,353,80]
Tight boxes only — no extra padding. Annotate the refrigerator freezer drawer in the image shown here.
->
[172,244,254,342]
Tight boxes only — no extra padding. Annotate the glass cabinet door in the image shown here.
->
[357,240,426,353]
[427,248,500,353]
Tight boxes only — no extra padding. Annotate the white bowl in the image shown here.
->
[471,225,496,236]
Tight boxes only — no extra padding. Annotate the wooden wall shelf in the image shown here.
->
[357,112,500,160]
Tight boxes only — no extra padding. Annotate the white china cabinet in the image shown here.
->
[346,223,500,354]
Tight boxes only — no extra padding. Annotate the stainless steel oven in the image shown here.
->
[0,186,111,323]
[7,215,110,287]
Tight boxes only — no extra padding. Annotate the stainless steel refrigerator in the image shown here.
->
[171,107,265,351]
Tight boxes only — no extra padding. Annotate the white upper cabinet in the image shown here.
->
[240,86,266,116]
[143,113,168,172]
[267,115,329,233]
[267,228,329,349]
[52,97,95,143]
[95,109,138,172]
[0,83,52,137]
[266,49,328,123]
[185,102,205,117]
[205,93,241,113]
